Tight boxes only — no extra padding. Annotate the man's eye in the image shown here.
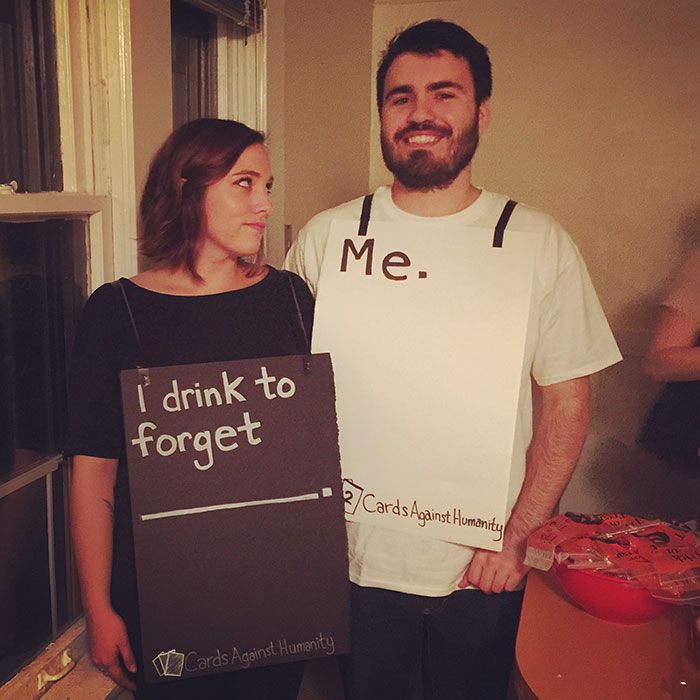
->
[436,92,455,100]
[391,96,409,106]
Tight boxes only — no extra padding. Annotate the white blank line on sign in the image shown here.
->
[141,488,334,522]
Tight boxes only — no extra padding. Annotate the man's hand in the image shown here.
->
[459,545,529,594]
[87,606,137,691]
[459,377,591,595]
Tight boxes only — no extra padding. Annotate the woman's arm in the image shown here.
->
[70,455,137,691]
[644,306,700,382]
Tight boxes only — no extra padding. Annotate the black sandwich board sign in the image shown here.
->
[120,353,349,684]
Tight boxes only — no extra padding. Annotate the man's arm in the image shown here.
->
[461,375,592,594]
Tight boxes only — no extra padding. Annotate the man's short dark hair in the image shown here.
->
[376,19,492,112]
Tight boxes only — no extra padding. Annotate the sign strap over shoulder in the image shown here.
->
[284,271,313,374]
[493,199,518,248]
[357,192,518,247]
[111,279,150,386]
[284,271,311,354]
[357,194,374,236]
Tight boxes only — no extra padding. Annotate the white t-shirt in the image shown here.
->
[285,185,622,596]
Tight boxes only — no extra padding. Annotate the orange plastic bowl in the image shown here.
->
[554,563,671,625]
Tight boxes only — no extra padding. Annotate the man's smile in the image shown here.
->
[395,122,452,149]
[406,133,442,145]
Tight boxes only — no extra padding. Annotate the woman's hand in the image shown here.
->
[86,606,137,691]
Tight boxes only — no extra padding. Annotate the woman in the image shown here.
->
[65,119,312,698]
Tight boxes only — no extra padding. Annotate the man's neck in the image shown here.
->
[390,166,481,217]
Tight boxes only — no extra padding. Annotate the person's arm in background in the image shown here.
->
[644,250,700,641]
[70,456,136,691]
[461,376,591,593]
[644,306,700,382]
[645,249,700,382]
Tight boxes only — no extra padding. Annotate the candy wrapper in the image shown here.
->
[525,512,700,604]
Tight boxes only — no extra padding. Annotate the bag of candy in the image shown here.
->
[525,512,700,604]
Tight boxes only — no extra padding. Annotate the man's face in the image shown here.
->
[380,50,489,191]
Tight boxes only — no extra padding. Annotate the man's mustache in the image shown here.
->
[394,121,452,141]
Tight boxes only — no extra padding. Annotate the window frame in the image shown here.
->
[0,195,111,290]
[53,0,137,280]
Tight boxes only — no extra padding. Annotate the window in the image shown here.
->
[0,0,62,192]
[0,0,86,686]
[0,220,86,479]
[0,0,121,690]
[171,0,218,127]
[172,0,266,130]
[0,220,87,685]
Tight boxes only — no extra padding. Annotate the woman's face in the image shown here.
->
[199,142,273,261]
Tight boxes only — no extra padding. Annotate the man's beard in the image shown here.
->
[381,119,479,191]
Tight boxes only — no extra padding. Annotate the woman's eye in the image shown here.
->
[266,182,273,194]
[235,177,253,189]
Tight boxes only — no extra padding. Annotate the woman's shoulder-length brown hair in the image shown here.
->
[139,118,265,279]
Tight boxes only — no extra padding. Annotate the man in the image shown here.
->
[286,19,621,700]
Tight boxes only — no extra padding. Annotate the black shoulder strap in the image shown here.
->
[359,193,516,246]
[493,199,518,248]
[284,271,311,355]
[111,280,150,384]
[358,194,374,236]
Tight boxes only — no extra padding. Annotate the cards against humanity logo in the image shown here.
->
[343,478,364,515]
[152,649,185,678]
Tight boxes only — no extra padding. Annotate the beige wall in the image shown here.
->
[266,0,374,266]
[371,1,700,517]
[130,0,173,274]
[264,0,288,266]
[130,0,173,226]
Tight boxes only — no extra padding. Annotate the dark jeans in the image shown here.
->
[341,583,524,700]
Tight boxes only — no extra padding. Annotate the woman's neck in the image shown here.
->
[131,258,266,296]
